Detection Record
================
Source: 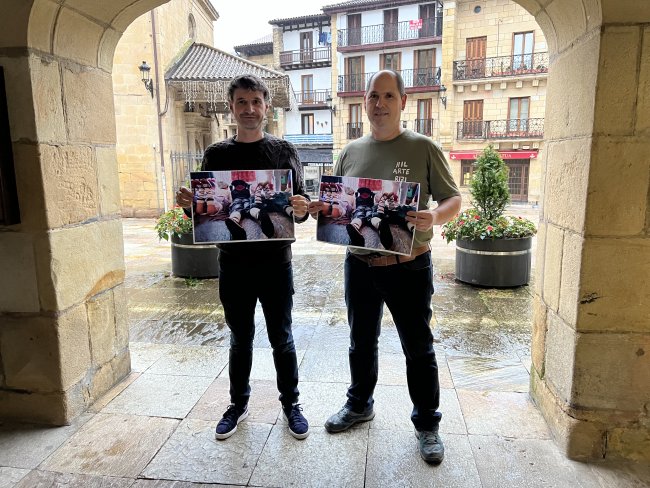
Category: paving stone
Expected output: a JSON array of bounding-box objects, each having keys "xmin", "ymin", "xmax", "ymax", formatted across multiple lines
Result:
[
  {"xmin": 101, "ymin": 373, "xmax": 214, "ymax": 418},
  {"xmin": 250, "ymin": 426, "xmax": 367, "ymax": 487},
  {"xmin": 366, "ymin": 430, "xmax": 481, "ymax": 488},
  {"xmin": 0, "ymin": 414, "xmax": 93, "ymax": 469},
  {"xmin": 458, "ymin": 390, "xmax": 552, "ymax": 439},
  {"xmin": 142, "ymin": 419, "xmax": 271, "ymax": 485},
  {"xmin": 298, "ymin": 345, "xmax": 350, "ymax": 383},
  {"xmin": 128, "ymin": 342, "xmax": 173, "ymax": 372},
  {"xmin": 219, "ymin": 347, "xmax": 306, "ymax": 383},
  {"xmin": 40, "ymin": 413, "xmax": 178, "ymax": 478},
  {"xmin": 12, "ymin": 470, "xmax": 134, "ymax": 487},
  {"xmin": 132, "ymin": 480, "xmax": 239, "ymax": 488},
  {"xmin": 276, "ymin": 380, "xmax": 349, "ymax": 428},
  {"xmin": 0, "ymin": 467, "xmax": 30, "ymax": 487},
  {"xmin": 447, "ymin": 355, "xmax": 530, "ymax": 392},
  {"xmin": 146, "ymin": 344, "xmax": 229, "ymax": 377}
]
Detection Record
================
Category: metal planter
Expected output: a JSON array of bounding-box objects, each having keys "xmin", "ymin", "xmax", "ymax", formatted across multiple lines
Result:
[
  {"xmin": 170, "ymin": 233, "xmax": 220, "ymax": 278},
  {"xmin": 455, "ymin": 237, "xmax": 532, "ymax": 287}
]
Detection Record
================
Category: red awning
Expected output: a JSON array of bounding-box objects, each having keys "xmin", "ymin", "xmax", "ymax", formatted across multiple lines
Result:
[{"xmin": 449, "ymin": 150, "xmax": 538, "ymax": 160}]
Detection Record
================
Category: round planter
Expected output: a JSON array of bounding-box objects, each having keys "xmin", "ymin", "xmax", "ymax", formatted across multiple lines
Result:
[
  {"xmin": 455, "ymin": 237, "xmax": 532, "ymax": 287},
  {"xmin": 171, "ymin": 233, "xmax": 220, "ymax": 278}
]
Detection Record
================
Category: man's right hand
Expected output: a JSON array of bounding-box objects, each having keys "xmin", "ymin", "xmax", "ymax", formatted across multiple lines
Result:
[
  {"xmin": 308, "ymin": 201, "xmax": 325, "ymax": 220},
  {"xmin": 176, "ymin": 187, "xmax": 193, "ymax": 208}
]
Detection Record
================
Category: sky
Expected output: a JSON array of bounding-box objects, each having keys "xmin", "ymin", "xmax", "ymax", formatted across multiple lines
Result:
[{"xmin": 210, "ymin": 0, "xmax": 330, "ymax": 53}]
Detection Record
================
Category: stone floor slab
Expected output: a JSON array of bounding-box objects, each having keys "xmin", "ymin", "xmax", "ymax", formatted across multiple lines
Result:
[
  {"xmin": 0, "ymin": 414, "xmax": 93, "ymax": 469},
  {"xmin": 366, "ymin": 430, "xmax": 481, "ymax": 488},
  {"xmin": 146, "ymin": 344, "xmax": 229, "ymax": 377},
  {"xmin": 458, "ymin": 389, "xmax": 551, "ymax": 439},
  {"xmin": 12, "ymin": 470, "xmax": 135, "ymax": 487},
  {"xmin": 275, "ymin": 380, "xmax": 349, "ymax": 428},
  {"xmin": 142, "ymin": 419, "xmax": 271, "ymax": 485},
  {"xmin": 129, "ymin": 342, "xmax": 173, "ymax": 372},
  {"xmin": 101, "ymin": 373, "xmax": 214, "ymax": 418},
  {"xmin": 40, "ymin": 413, "xmax": 178, "ymax": 478},
  {"xmin": 132, "ymin": 479, "xmax": 240, "ymax": 487},
  {"xmin": 250, "ymin": 426, "xmax": 368, "ymax": 488},
  {"xmin": 188, "ymin": 377, "xmax": 281, "ymax": 425},
  {"xmin": 220, "ymin": 347, "xmax": 306, "ymax": 382},
  {"xmin": 447, "ymin": 355, "xmax": 530, "ymax": 392},
  {"xmin": 298, "ymin": 345, "xmax": 350, "ymax": 383},
  {"xmin": 0, "ymin": 467, "xmax": 30, "ymax": 487}
]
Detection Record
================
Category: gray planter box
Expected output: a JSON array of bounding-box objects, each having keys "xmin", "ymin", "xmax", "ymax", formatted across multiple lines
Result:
[{"xmin": 171, "ymin": 233, "xmax": 220, "ymax": 278}]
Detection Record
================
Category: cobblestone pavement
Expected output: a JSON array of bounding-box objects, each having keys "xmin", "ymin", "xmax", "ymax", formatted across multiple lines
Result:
[{"xmin": 2, "ymin": 208, "xmax": 649, "ymax": 487}]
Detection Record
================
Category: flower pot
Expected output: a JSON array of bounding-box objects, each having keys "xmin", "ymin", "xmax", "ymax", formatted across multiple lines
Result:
[
  {"xmin": 171, "ymin": 233, "xmax": 220, "ymax": 278},
  {"xmin": 455, "ymin": 237, "xmax": 532, "ymax": 287}
]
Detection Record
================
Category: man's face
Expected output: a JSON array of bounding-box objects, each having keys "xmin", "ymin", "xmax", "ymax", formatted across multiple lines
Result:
[
  {"xmin": 364, "ymin": 72, "xmax": 407, "ymax": 132},
  {"xmin": 229, "ymin": 88, "xmax": 269, "ymax": 131}
]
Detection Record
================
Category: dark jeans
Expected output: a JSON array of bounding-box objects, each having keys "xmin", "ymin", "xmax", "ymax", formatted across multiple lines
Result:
[
  {"xmin": 218, "ymin": 256, "xmax": 299, "ymax": 408},
  {"xmin": 344, "ymin": 251, "xmax": 442, "ymax": 431}
]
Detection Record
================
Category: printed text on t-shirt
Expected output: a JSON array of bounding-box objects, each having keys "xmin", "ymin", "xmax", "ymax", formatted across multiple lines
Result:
[{"xmin": 393, "ymin": 161, "xmax": 410, "ymax": 181}]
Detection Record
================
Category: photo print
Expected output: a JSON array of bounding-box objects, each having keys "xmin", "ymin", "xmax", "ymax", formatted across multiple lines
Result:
[
  {"xmin": 190, "ymin": 169, "xmax": 295, "ymax": 243},
  {"xmin": 316, "ymin": 175, "xmax": 420, "ymax": 256}
]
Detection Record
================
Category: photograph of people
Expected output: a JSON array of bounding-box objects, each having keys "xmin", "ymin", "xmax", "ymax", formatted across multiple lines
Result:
[
  {"xmin": 316, "ymin": 175, "xmax": 420, "ymax": 256},
  {"xmin": 190, "ymin": 169, "xmax": 295, "ymax": 243}
]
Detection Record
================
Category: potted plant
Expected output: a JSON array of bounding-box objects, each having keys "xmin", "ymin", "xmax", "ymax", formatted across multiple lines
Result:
[
  {"xmin": 155, "ymin": 207, "xmax": 219, "ymax": 279},
  {"xmin": 442, "ymin": 145, "xmax": 537, "ymax": 287}
]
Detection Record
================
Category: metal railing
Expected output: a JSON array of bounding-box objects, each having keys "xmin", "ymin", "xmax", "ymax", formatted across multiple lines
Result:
[
  {"xmin": 338, "ymin": 17, "xmax": 442, "ymax": 47},
  {"xmin": 338, "ymin": 67, "xmax": 441, "ymax": 93},
  {"xmin": 414, "ymin": 118, "xmax": 435, "ymax": 136},
  {"xmin": 453, "ymin": 52, "xmax": 549, "ymax": 80},
  {"xmin": 279, "ymin": 47, "xmax": 331, "ymax": 68},
  {"xmin": 294, "ymin": 89, "xmax": 332, "ymax": 105},
  {"xmin": 170, "ymin": 151, "xmax": 203, "ymax": 191},
  {"xmin": 457, "ymin": 118, "xmax": 545, "ymax": 140},
  {"xmin": 347, "ymin": 122, "xmax": 363, "ymax": 139}
]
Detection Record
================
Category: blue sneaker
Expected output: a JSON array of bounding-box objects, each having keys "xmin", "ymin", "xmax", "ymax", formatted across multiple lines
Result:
[
  {"xmin": 215, "ymin": 404, "xmax": 248, "ymax": 440},
  {"xmin": 283, "ymin": 403, "xmax": 309, "ymax": 440}
]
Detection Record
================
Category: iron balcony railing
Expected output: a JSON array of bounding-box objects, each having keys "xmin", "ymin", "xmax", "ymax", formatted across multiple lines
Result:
[
  {"xmin": 414, "ymin": 118, "xmax": 435, "ymax": 136},
  {"xmin": 294, "ymin": 89, "xmax": 332, "ymax": 105},
  {"xmin": 457, "ymin": 118, "xmax": 545, "ymax": 140},
  {"xmin": 279, "ymin": 47, "xmax": 331, "ymax": 68},
  {"xmin": 338, "ymin": 17, "xmax": 442, "ymax": 47},
  {"xmin": 347, "ymin": 122, "xmax": 363, "ymax": 139},
  {"xmin": 453, "ymin": 52, "xmax": 549, "ymax": 81},
  {"xmin": 338, "ymin": 67, "xmax": 441, "ymax": 93}
]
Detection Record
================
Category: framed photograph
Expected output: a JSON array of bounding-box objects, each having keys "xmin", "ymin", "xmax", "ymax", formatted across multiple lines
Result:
[
  {"xmin": 190, "ymin": 169, "xmax": 295, "ymax": 243},
  {"xmin": 316, "ymin": 175, "xmax": 420, "ymax": 256}
]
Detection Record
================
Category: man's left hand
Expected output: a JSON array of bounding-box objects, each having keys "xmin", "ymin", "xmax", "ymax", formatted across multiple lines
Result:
[
  {"xmin": 290, "ymin": 195, "xmax": 309, "ymax": 219},
  {"xmin": 406, "ymin": 209, "xmax": 438, "ymax": 231}
]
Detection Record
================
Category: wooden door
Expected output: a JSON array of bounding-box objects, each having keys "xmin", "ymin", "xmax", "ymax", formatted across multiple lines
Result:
[
  {"xmin": 416, "ymin": 99, "xmax": 432, "ymax": 135},
  {"xmin": 348, "ymin": 14, "xmax": 361, "ymax": 46},
  {"xmin": 506, "ymin": 160, "xmax": 529, "ymax": 202},
  {"xmin": 419, "ymin": 3, "xmax": 438, "ymax": 37},
  {"xmin": 345, "ymin": 56, "xmax": 364, "ymax": 92},
  {"xmin": 466, "ymin": 36, "xmax": 486, "ymax": 78},
  {"xmin": 300, "ymin": 32, "xmax": 313, "ymax": 63},
  {"xmin": 349, "ymin": 103, "xmax": 362, "ymax": 138},
  {"xmin": 384, "ymin": 9, "xmax": 398, "ymax": 42},
  {"xmin": 463, "ymin": 100, "xmax": 484, "ymax": 138}
]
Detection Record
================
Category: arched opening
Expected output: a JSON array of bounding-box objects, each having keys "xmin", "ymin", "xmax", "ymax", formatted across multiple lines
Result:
[{"xmin": 0, "ymin": 0, "xmax": 647, "ymax": 464}]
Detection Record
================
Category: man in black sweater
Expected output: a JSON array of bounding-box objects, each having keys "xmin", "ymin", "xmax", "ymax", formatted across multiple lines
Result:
[{"xmin": 176, "ymin": 75, "xmax": 310, "ymax": 440}]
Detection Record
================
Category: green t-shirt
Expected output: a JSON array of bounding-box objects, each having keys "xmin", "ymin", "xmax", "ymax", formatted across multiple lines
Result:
[{"xmin": 334, "ymin": 129, "xmax": 460, "ymax": 250}]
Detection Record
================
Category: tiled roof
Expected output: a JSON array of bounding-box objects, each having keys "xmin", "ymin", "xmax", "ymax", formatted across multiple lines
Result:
[
  {"xmin": 234, "ymin": 34, "xmax": 273, "ymax": 49},
  {"xmin": 269, "ymin": 13, "xmax": 330, "ymax": 25},
  {"xmin": 165, "ymin": 43, "xmax": 286, "ymax": 81}
]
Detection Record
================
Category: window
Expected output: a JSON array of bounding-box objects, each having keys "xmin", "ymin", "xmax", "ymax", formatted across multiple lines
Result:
[
  {"xmin": 300, "ymin": 32, "xmax": 313, "ymax": 63},
  {"xmin": 348, "ymin": 103, "xmax": 362, "ymax": 139},
  {"xmin": 513, "ymin": 31, "xmax": 534, "ymax": 70},
  {"xmin": 345, "ymin": 56, "xmax": 364, "ymax": 92},
  {"xmin": 419, "ymin": 3, "xmax": 440, "ymax": 37},
  {"xmin": 414, "ymin": 49, "xmax": 435, "ymax": 86},
  {"xmin": 384, "ymin": 9, "xmax": 398, "ymax": 42},
  {"xmin": 301, "ymin": 75, "xmax": 314, "ymax": 103},
  {"xmin": 348, "ymin": 14, "xmax": 361, "ymax": 45},
  {"xmin": 416, "ymin": 99, "xmax": 432, "ymax": 136},
  {"xmin": 188, "ymin": 14, "xmax": 196, "ymax": 40},
  {"xmin": 462, "ymin": 100, "xmax": 484, "ymax": 138},
  {"xmin": 466, "ymin": 36, "xmax": 486, "ymax": 77},
  {"xmin": 461, "ymin": 160, "xmax": 474, "ymax": 186},
  {"xmin": 301, "ymin": 114, "xmax": 314, "ymax": 134},
  {"xmin": 380, "ymin": 52, "xmax": 401, "ymax": 71},
  {"xmin": 508, "ymin": 97, "xmax": 530, "ymax": 134}
]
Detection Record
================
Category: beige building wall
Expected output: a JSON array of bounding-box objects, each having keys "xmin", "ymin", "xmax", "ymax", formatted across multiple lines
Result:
[{"xmin": 112, "ymin": 0, "xmax": 218, "ymax": 217}]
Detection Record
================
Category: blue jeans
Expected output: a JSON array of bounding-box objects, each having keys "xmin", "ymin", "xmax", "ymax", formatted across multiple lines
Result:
[
  {"xmin": 218, "ymin": 256, "xmax": 299, "ymax": 408},
  {"xmin": 344, "ymin": 251, "xmax": 442, "ymax": 431}
]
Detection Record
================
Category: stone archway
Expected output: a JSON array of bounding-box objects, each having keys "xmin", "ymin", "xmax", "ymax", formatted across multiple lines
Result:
[{"xmin": 0, "ymin": 0, "xmax": 647, "ymax": 462}]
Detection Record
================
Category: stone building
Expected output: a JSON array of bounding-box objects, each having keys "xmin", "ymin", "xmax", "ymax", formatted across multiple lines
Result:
[{"xmin": 0, "ymin": 0, "xmax": 648, "ymax": 464}]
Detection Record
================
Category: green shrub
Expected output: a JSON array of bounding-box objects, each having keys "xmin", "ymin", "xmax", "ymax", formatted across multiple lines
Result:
[{"xmin": 154, "ymin": 207, "xmax": 193, "ymax": 241}]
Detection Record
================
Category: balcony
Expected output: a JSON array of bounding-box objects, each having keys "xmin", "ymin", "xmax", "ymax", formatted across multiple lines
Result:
[
  {"xmin": 453, "ymin": 53, "xmax": 549, "ymax": 81},
  {"xmin": 294, "ymin": 90, "xmax": 332, "ymax": 107},
  {"xmin": 347, "ymin": 122, "xmax": 363, "ymax": 139},
  {"xmin": 338, "ymin": 68, "xmax": 441, "ymax": 96},
  {"xmin": 338, "ymin": 18, "xmax": 442, "ymax": 51},
  {"xmin": 279, "ymin": 47, "xmax": 331, "ymax": 70},
  {"xmin": 414, "ymin": 118, "xmax": 435, "ymax": 136},
  {"xmin": 457, "ymin": 118, "xmax": 544, "ymax": 140}
]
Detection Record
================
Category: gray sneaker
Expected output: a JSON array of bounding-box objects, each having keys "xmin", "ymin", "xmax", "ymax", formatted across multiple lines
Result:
[
  {"xmin": 415, "ymin": 427, "xmax": 444, "ymax": 464},
  {"xmin": 324, "ymin": 405, "xmax": 375, "ymax": 433}
]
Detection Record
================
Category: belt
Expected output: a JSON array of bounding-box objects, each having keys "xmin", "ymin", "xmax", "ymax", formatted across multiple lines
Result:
[{"xmin": 351, "ymin": 244, "xmax": 430, "ymax": 267}]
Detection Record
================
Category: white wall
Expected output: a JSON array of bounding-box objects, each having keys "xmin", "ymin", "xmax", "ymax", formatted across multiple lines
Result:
[
  {"xmin": 289, "ymin": 67, "xmax": 330, "ymax": 91},
  {"xmin": 283, "ymin": 26, "xmax": 331, "ymax": 51},
  {"xmin": 286, "ymin": 110, "xmax": 332, "ymax": 134}
]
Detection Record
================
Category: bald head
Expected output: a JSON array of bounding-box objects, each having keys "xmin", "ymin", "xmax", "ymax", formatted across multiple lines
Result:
[{"xmin": 366, "ymin": 70, "xmax": 405, "ymax": 97}]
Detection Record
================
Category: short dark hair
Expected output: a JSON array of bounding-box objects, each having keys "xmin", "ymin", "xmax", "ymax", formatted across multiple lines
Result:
[
  {"xmin": 227, "ymin": 74, "xmax": 271, "ymax": 103},
  {"xmin": 366, "ymin": 69, "xmax": 405, "ymax": 97}
]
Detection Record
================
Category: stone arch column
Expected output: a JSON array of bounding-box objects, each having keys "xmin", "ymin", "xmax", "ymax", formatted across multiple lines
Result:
[
  {"xmin": 0, "ymin": 0, "xmax": 169, "ymax": 425},
  {"xmin": 516, "ymin": 0, "xmax": 650, "ymax": 461}
]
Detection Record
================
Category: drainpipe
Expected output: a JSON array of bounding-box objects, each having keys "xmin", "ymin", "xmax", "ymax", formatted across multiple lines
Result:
[{"xmin": 151, "ymin": 9, "xmax": 168, "ymax": 212}]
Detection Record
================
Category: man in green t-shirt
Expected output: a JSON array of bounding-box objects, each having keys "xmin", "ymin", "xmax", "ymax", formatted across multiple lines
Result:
[{"xmin": 309, "ymin": 70, "xmax": 461, "ymax": 464}]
